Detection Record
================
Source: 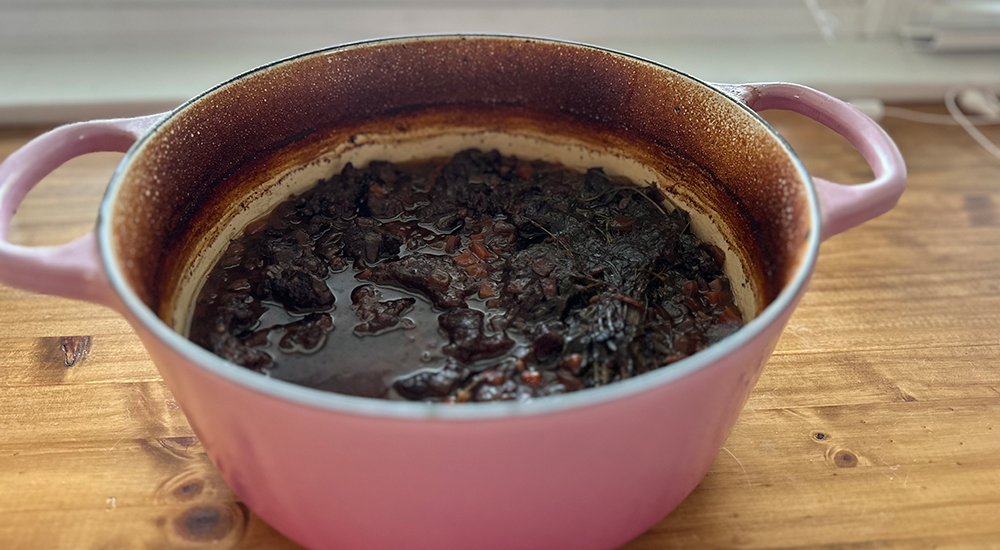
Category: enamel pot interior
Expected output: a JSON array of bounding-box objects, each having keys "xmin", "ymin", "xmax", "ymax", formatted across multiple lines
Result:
[{"xmin": 105, "ymin": 35, "xmax": 814, "ymax": 398}]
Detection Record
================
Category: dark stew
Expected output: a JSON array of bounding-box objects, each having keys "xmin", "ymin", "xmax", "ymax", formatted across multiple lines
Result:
[{"xmin": 189, "ymin": 149, "xmax": 743, "ymax": 402}]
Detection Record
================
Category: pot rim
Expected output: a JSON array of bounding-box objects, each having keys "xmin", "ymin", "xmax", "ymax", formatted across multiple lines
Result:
[{"xmin": 97, "ymin": 33, "xmax": 821, "ymax": 421}]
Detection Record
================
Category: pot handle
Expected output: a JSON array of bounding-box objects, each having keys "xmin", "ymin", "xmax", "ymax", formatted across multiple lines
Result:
[
  {"xmin": 717, "ymin": 82, "xmax": 906, "ymax": 240},
  {"xmin": 0, "ymin": 114, "xmax": 165, "ymax": 310}
]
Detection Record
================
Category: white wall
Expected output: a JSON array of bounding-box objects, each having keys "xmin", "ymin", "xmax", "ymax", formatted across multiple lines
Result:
[{"xmin": 1, "ymin": 0, "xmax": 997, "ymax": 123}]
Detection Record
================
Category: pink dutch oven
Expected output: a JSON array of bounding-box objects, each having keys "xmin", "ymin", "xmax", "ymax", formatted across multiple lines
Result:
[{"xmin": 0, "ymin": 36, "xmax": 904, "ymax": 550}]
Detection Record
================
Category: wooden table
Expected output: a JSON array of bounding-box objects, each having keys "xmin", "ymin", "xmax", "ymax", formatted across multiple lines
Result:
[{"xmin": 1, "ymin": 108, "xmax": 998, "ymax": 549}]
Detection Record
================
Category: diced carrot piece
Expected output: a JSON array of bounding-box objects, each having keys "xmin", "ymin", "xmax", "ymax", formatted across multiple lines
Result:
[
  {"xmin": 478, "ymin": 281, "xmax": 497, "ymax": 299},
  {"xmin": 471, "ymin": 242, "xmax": 495, "ymax": 259},
  {"xmin": 465, "ymin": 264, "xmax": 489, "ymax": 278},
  {"xmin": 520, "ymin": 370, "xmax": 543, "ymax": 387},
  {"xmin": 719, "ymin": 307, "xmax": 741, "ymax": 324},
  {"xmin": 558, "ymin": 353, "xmax": 583, "ymax": 374},
  {"xmin": 454, "ymin": 251, "xmax": 478, "ymax": 266}
]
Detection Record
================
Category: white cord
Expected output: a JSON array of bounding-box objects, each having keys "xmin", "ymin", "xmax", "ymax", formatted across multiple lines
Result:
[
  {"xmin": 882, "ymin": 106, "xmax": 1000, "ymax": 126},
  {"xmin": 945, "ymin": 87, "xmax": 1000, "ymax": 162}
]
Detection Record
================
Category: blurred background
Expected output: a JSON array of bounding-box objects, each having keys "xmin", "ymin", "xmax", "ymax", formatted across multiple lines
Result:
[{"xmin": 0, "ymin": 0, "xmax": 998, "ymax": 125}]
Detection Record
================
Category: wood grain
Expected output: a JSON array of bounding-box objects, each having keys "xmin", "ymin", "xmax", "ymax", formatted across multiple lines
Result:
[{"xmin": 1, "ymin": 108, "xmax": 998, "ymax": 549}]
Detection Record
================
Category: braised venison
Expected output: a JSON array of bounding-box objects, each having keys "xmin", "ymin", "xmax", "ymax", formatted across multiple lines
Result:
[{"xmin": 189, "ymin": 150, "xmax": 743, "ymax": 401}]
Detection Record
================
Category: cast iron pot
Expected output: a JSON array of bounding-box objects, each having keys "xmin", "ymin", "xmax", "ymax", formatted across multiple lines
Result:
[{"xmin": 0, "ymin": 35, "xmax": 905, "ymax": 550}]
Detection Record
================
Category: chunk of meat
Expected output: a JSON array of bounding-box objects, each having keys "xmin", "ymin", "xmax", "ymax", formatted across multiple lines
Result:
[
  {"xmin": 529, "ymin": 324, "xmax": 565, "ymax": 362},
  {"xmin": 214, "ymin": 292, "xmax": 265, "ymax": 333},
  {"xmin": 212, "ymin": 334, "xmax": 273, "ymax": 371},
  {"xmin": 438, "ymin": 308, "xmax": 514, "ymax": 363},
  {"xmin": 392, "ymin": 362, "xmax": 470, "ymax": 400},
  {"xmin": 368, "ymin": 253, "xmax": 475, "ymax": 309},
  {"xmin": 497, "ymin": 243, "xmax": 576, "ymax": 323},
  {"xmin": 293, "ymin": 167, "xmax": 366, "ymax": 220},
  {"xmin": 257, "ymin": 231, "xmax": 328, "ymax": 278},
  {"xmin": 351, "ymin": 284, "xmax": 416, "ymax": 334},
  {"xmin": 278, "ymin": 313, "xmax": 335, "ymax": 353},
  {"xmin": 259, "ymin": 268, "xmax": 335, "ymax": 313},
  {"xmin": 341, "ymin": 224, "xmax": 404, "ymax": 264},
  {"xmin": 314, "ymin": 230, "xmax": 350, "ymax": 272}
]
